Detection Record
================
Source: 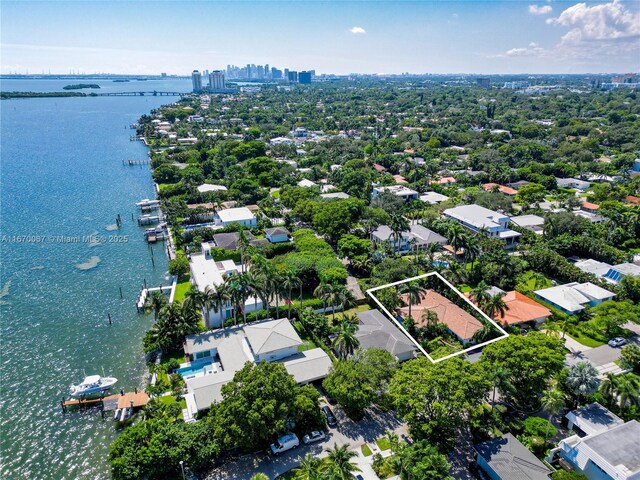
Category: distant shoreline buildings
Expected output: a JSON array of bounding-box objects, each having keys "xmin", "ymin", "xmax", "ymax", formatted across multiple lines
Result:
[{"xmin": 191, "ymin": 64, "xmax": 316, "ymax": 92}]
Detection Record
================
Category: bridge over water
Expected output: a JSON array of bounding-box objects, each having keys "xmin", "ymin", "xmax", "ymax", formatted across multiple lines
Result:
[{"xmin": 96, "ymin": 91, "xmax": 189, "ymax": 97}]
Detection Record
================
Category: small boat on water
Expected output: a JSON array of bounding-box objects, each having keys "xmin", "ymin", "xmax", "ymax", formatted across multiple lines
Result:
[{"xmin": 69, "ymin": 375, "xmax": 118, "ymax": 397}]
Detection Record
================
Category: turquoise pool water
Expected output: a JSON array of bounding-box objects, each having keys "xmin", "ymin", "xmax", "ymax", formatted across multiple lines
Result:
[{"xmin": 176, "ymin": 360, "xmax": 213, "ymax": 378}]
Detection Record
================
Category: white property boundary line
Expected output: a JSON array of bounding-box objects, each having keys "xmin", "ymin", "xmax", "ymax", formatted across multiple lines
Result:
[{"xmin": 366, "ymin": 271, "xmax": 509, "ymax": 363}]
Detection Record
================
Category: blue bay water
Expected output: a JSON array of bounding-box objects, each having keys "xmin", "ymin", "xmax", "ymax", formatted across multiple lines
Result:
[{"xmin": 0, "ymin": 78, "xmax": 190, "ymax": 479}]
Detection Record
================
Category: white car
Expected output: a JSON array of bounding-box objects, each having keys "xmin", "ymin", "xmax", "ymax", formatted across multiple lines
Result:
[
  {"xmin": 303, "ymin": 430, "xmax": 326, "ymax": 444},
  {"xmin": 608, "ymin": 337, "xmax": 628, "ymax": 348},
  {"xmin": 270, "ymin": 433, "xmax": 299, "ymax": 455}
]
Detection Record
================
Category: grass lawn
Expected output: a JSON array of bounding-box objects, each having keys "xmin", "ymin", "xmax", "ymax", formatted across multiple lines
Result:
[
  {"xmin": 376, "ymin": 436, "xmax": 391, "ymax": 451},
  {"xmin": 458, "ymin": 284, "xmax": 472, "ymax": 293},
  {"xmin": 519, "ymin": 271, "xmax": 552, "ymax": 290},
  {"xmin": 298, "ymin": 339, "xmax": 317, "ymax": 352},
  {"xmin": 565, "ymin": 331, "xmax": 605, "ymax": 348},
  {"xmin": 173, "ymin": 277, "xmax": 192, "ymax": 304},
  {"xmin": 361, "ymin": 443, "xmax": 373, "ymax": 457},
  {"xmin": 331, "ymin": 304, "xmax": 371, "ymax": 322},
  {"xmin": 160, "ymin": 350, "xmax": 186, "ymax": 367}
]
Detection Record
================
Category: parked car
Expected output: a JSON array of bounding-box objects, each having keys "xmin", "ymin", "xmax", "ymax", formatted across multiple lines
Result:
[
  {"xmin": 608, "ymin": 337, "xmax": 628, "ymax": 347},
  {"xmin": 322, "ymin": 406, "xmax": 338, "ymax": 427},
  {"xmin": 303, "ymin": 430, "xmax": 326, "ymax": 444},
  {"xmin": 270, "ymin": 433, "xmax": 299, "ymax": 455}
]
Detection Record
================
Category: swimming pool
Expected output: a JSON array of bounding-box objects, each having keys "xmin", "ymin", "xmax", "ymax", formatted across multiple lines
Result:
[{"xmin": 176, "ymin": 359, "xmax": 214, "ymax": 378}]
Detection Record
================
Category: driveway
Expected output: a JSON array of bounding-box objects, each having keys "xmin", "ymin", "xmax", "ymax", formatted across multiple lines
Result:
[
  {"xmin": 203, "ymin": 406, "xmax": 408, "ymax": 480},
  {"xmin": 565, "ymin": 335, "xmax": 639, "ymax": 377}
]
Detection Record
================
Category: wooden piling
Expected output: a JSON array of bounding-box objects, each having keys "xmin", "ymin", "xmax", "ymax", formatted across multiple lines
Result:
[
  {"xmin": 108, "ymin": 313, "xmax": 112, "ymax": 326},
  {"xmin": 119, "ymin": 287, "xmax": 123, "ymax": 300}
]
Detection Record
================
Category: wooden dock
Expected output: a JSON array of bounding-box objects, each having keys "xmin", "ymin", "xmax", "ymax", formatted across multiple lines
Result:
[
  {"xmin": 61, "ymin": 390, "xmax": 149, "ymax": 412},
  {"xmin": 123, "ymin": 159, "xmax": 150, "ymax": 165}
]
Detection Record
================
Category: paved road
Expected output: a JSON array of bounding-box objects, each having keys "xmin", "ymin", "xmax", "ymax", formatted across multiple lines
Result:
[
  {"xmin": 204, "ymin": 406, "xmax": 408, "ymax": 480},
  {"xmin": 566, "ymin": 336, "xmax": 639, "ymax": 368}
]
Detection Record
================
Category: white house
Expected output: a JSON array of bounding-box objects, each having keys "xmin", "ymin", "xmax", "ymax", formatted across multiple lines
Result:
[
  {"xmin": 371, "ymin": 185, "xmax": 419, "ymax": 201},
  {"xmin": 575, "ymin": 260, "xmax": 640, "ymax": 285},
  {"xmin": 182, "ymin": 318, "xmax": 333, "ymax": 416},
  {"xmin": 371, "ymin": 224, "xmax": 447, "ymax": 253},
  {"xmin": 534, "ymin": 282, "xmax": 616, "ymax": 314},
  {"xmin": 556, "ymin": 178, "xmax": 592, "ymax": 191},
  {"xmin": 264, "ymin": 227, "xmax": 290, "ymax": 244},
  {"xmin": 214, "ymin": 207, "xmax": 257, "ymax": 228},
  {"xmin": 548, "ymin": 403, "xmax": 640, "ymax": 480},
  {"xmin": 320, "ymin": 192, "xmax": 350, "ymax": 200},
  {"xmin": 189, "ymin": 243, "xmax": 262, "ymax": 327},
  {"xmin": 510, "ymin": 214, "xmax": 545, "ymax": 234},
  {"xmin": 419, "ymin": 192, "xmax": 450, "ymax": 205},
  {"xmin": 442, "ymin": 204, "xmax": 521, "ymax": 248},
  {"xmin": 197, "ymin": 184, "xmax": 228, "ymax": 194},
  {"xmin": 297, "ymin": 179, "xmax": 317, "ymax": 188}
]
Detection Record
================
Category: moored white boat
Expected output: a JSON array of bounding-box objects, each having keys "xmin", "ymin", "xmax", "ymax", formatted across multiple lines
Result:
[{"xmin": 69, "ymin": 375, "xmax": 118, "ymax": 397}]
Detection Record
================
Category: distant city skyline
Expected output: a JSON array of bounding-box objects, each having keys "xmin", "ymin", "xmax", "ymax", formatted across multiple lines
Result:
[{"xmin": 1, "ymin": 1, "xmax": 639, "ymax": 75}]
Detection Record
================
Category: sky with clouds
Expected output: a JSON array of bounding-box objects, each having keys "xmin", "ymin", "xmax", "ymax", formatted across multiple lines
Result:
[{"xmin": 1, "ymin": 1, "xmax": 638, "ymax": 75}]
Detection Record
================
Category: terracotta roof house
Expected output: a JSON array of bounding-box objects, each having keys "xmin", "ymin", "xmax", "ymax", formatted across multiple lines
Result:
[
  {"xmin": 434, "ymin": 176, "xmax": 457, "ymax": 185},
  {"xmin": 393, "ymin": 174, "xmax": 408, "ymax": 184},
  {"xmin": 482, "ymin": 183, "xmax": 518, "ymax": 196},
  {"xmin": 400, "ymin": 289, "xmax": 483, "ymax": 343},
  {"xmin": 580, "ymin": 201, "xmax": 600, "ymax": 213},
  {"xmin": 373, "ymin": 163, "xmax": 387, "ymax": 172},
  {"xmin": 467, "ymin": 289, "xmax": 551, "ymax": 326},
  {"xmin": 624, "ymin": 195, "xmax": 640, "ymax": 204}
]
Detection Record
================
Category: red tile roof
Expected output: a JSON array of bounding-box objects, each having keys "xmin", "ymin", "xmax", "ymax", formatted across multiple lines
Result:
[
  {"xmin": 400, "ymin": 290, "xmax": 482, "ymax": 341},
  {"xmin": 581, "ymin": 201, "xmax": 600, "ymax": 210},
  {"xmin": 373, "ymin": 163, "xmax": 387, "ymax": 172},
  {"xmin": 393, "ymin": 175, "xmax": 408, "ymax": 184},
  {"xmin": 625, "ymin": 195, "xmax": 640, "ymax": 204},
  {"xmin": 495, "ymin": 291, "xmax": 551, "ymax": 325},
  {"xmin": 483, "ymin": 183, "xmax": 518, "ymax": 196}
]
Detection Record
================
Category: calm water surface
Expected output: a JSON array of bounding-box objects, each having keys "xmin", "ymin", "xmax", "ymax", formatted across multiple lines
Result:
[{"xmin": 1, "ymin": 78, "xmax": 189, "ymax": 479}]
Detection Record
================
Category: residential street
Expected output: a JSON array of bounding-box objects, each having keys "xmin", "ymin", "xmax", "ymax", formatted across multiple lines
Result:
[
  {"xmin": 565, "ymin": 334, "xmax": 639, "ymax": 377},
  {"xmin": 204, "ymin": 406, "xmax": 408, "ymax": 479}
]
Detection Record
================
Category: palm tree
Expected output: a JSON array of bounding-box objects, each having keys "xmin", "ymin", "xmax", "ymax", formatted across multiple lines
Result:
[
  {"xmin": 472, "ymin": 322, "xmax": 495, "ymax": 343},
  {"xmin": 328, "ymin": 284, "xmax": 351, "ymax": 323},
  {"xmin": 266, "ymin": 271, "xmax": 285, "ymax": 319},
  {"xmin": 183, "ymin": 287, "xmax": 206, "ymax": 316},
  {"xmin": 541, "ymin": 387, "xmax": 566, "ymax": 447},
  {"xmin": 469, "ymin": 281, "xmax": 491, "ymax": 308},
  {"xmin": 324, "ymin": 443, "xmax": 361, "ymax": 480},
  {"xmin": 144, "ymin": 291, "xmax": 168, "ymax": 320},
  {"xmin": 250, "ymin": 474, "xmax": 270, "ymax": 480},
  {"xmin": 314, "ymin": 281, "xmax": 332, "ymax": 311},
  {"xmin": 237, "ymin": 229, "xmax": 251, "ymax": 273},
  {"xmin": 247, "ymin": 270, "xmax": 264, "ymax": 321},
  {"xmin": 615, "ymin": 375, "xmax": 640, "ymax": 409},
  {"xmin": 484, "ymin": 292, "xmax": 508, "ymax": 321},
  {"xmin": 421, "ymin": 309, "xmax": 439, "ymax": 329},
  {"xmin": 566, "ymin": 361, "xmax": 600, "ymax": 404},
  {"xmin": 203, "ymin": 284, "xmax": 230, "ymax": 328},
  {"xmin": 599, "ymin": 372, "xmax": 619, "ymax": 407},
  {"xmin": 488, "ymin": 366, "xmax": 513, "ymax": 411},
  {"xmin": 292, "ymin": 453, "xmax": 323, "ymax": 480},
  {"xmin": 332, "ymin": 321, "xmax": 360, "ymax": 359},
  {"xmin": 463, "ymin": 234, "xmax": 481, "ymax": 268},
  {"xmin": 389, "ymin": 214, "xmax": 409, "ymax": 254},
  {"xmin": 281, "ymin": 271, "xmax": 300, "ymax": 320},
  {"xmin": 399, "ymin": 281, "xmax": 426, "ymax": 322}
]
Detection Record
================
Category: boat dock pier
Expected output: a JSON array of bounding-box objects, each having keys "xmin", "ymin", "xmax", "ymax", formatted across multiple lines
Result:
[
  {"xmin": 136, "ymin": 198, "xmax": 161, "ymax": 212},
  {"xmin": 138, "ymin": 213, "xmax": 163, "ymax": 226},
  {"xmin": 136, "ymin": 285, "xmax": 173, "ymax": 312},
  {"xmin": 123, "ymin": 159, "xmax": 150, "ymax": 166},
  {"xmin": 60, "ymin": 390, "xmax": 149, "ymax": 415}
]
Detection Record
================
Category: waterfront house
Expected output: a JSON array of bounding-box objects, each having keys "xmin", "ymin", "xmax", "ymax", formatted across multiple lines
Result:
[
  {"xmin": 182, "ymin": 318, "xmax": 332, "ymax": 417},
  {"xmin": 371, "ymin": 224, "xmax": 447, "ymax": 253},
  {"xmin": 189, "ymin": 243, "xmax": 262, "ymax": 327},
  {"xmin": 442, "ymin": 204, "xmax": 521, "ymax": 248},
  {"xmin": 547, "ymin": 403, "xmax": 640, "ymax": 480},
  {"xmin": 355, "ymin": 309, "xmax": 417, "ymax": 362},
  {"xmin": 264, "ymin": 227, "xmax": 291, "ymax": 244},
  {"xmin": 214, "ymin": 207, "xmax": 257, "ymax": 228},
  {"xmin": 534, "ymin": 282, "xmax": 616, "ymax": 314}
]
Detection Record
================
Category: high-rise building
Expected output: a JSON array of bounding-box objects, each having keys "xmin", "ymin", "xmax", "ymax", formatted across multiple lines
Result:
[
  {"xmin": 192, "ymin": 70, "xmax": 203, "ymax": 93},
  {"xmin": 271, "ymin": 67, "xmax": 282, "ymax": 79},
  {"xmin": 476, "ymin": 77, "xmax": 491, "ymax": 88},
  {"xmin": 209, "ymin": 70, "xmax": 226, "ymax": 90},
  {"xmin": 287, "ymin": 70, "xmax": 298, "ymax": 83},
  {"xmin": 298, "ymin": 71, "xmax": 312, "ymax": 84}
]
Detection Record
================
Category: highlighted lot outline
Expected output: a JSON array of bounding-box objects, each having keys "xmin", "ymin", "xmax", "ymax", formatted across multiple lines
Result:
[{"xmin": 366, "ymin": 271, "xmax": 509, "ymax": 363}]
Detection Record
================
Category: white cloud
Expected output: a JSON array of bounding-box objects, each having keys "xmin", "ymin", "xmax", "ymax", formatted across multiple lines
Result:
[
  {"xmin": 349, "ymin": 26, "xmax": 366, "ymax": 35},
  {"xmin": 529, "ymin": 4, "xmax": 553, "ymax": 15},
  {"xmin": 548, "ymin": 0, "xmax": 640, "ymax": 43},
  {"xmin": 503, "ymin": 43, "xmax": 547, "ymax": 57}
]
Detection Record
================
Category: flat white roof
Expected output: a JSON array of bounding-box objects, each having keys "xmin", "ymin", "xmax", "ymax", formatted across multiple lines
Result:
[
  {"xmin": 374, "ymin": 185, "xmax": 418, "ymax": 196},
  {"xmin": 510, "ymin": 214, "xmax": 545, "ymax": 228},
  {"xmin": 216, "ymin": 207, "xmax": 255, "ymax": 223},
  {"xmin": 419, "ymin": 192, "xmax": 449, "ymax": 204},
  {"xmin": 197, "ymin": 184, "xmax": 228, "ymax": 193},
  {"xmin": 189, "ymin": 253, "xmax": 238, "ymax": 293},
  {"xmin": 575, "ymin": 259, "xmax": 612, "ymax": 277},
  {"xmin": 297, "ymin": 179, "xmax": 317, "ymax": 188},
  {"xmin": 280, "ymin": 348, "xmax": 333, "ymax": 384},
  {"xmin": 443, "ymin": 204, "xmax": 509, "ymax": 230},
  {"xmin": 535, "ymin": 282, "xmax": 615, "ymax": 312}
]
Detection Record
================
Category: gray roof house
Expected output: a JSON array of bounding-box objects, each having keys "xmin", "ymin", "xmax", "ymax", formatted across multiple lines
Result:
[
  {"xmin": 264, "ymin": 227, "xmax": 291, "ymax": 244},
  {"xmin": 182, "ymin": 318, "xmax": 332, "ymax": 417},
  {"xmin": 548, "ymin": 403, "xmax": 640, "ymax": 480},
  {"xmin": 371, "ymin": 224, "xmax": 447, "ymax": 253},
  {"xmin": 475, "ymin": 433, "xmax": 552, "ymax": 480},
  {"xmin": 211, "ymin": 231, "xmax": 262, "ymax": 251},
  {"xmin": 355, "ymin": 309, "xmax": 417, "ymax": 362}
]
